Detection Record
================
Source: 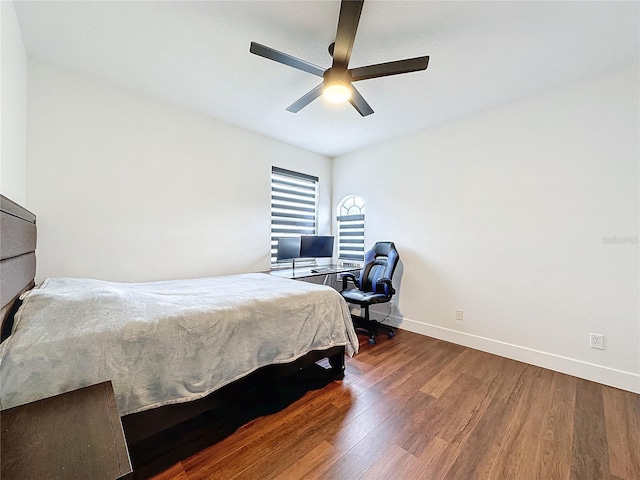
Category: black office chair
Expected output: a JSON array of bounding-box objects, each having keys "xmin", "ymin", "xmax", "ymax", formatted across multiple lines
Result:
[{"xmin": 341, "ymin": 241, "xmax": 399, "ymax": 345}]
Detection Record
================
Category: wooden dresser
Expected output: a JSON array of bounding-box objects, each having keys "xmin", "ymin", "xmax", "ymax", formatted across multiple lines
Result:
[{"xmin": 1, "ymin": 381, "xmax": 132, "ymax": 479}]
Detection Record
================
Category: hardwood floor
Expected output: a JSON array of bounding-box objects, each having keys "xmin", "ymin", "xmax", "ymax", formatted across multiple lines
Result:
[{"xmin": 144, "ymin": 330, "xmax": 639, "ymax": 480}]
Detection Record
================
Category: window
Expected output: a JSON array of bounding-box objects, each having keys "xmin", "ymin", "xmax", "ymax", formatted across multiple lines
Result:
[
  {"xmin": 337, "ymin": 195, "xmax": 365, "ymax": 264},
  {"xmin": 270, "ymin": 167, "xmax": 318, "ymax": 266}
]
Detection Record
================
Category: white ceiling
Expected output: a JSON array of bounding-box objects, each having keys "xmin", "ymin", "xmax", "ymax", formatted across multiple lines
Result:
[{"xmin": 13, "ymin": 1, "xmax": 639, "ymax": 157}]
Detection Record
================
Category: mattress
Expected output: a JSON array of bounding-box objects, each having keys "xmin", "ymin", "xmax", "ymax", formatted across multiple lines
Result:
[{"xmin": 0, "ymin": 273, "xmax": 358, "ymax": 415}]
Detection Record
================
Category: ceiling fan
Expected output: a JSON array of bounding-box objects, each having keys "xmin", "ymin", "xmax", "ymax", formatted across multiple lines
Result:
[{"xmin": 250, "ymin": 0, "xmax": 429, "ymax": 117}]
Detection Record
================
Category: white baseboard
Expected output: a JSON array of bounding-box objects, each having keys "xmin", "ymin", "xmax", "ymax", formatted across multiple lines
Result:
[{"xmin": 381, "ymin": 314, "xmax": 640, "ymax": 394}]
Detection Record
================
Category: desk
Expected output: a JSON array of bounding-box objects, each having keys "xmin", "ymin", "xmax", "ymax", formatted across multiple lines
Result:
[
  {"xmin": 1, "ymin": 381, "xmax": 132, "ymax": 480},
  {"xmin": 268, "ymin": 264, "xmax": 358, "ymax": 281},
  {"xmin": 268, "ymin": 265, "xmax": 359, "ymax": 289}
]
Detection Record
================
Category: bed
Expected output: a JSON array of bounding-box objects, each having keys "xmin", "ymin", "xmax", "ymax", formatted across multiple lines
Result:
[{"xmin": 0, "ymin": 194, "xmax": 358, "ymax": 466}]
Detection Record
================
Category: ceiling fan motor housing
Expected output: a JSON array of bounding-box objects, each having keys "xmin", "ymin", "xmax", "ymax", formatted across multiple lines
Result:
[{"xmin": 323, "ymin": 68, "xmax": 352, "ymax": 87}]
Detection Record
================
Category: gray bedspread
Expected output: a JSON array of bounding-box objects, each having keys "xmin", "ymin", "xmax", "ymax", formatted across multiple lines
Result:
[{"xmin": 0, "ymin": 273, "xmax": 358, "ymax": 415}]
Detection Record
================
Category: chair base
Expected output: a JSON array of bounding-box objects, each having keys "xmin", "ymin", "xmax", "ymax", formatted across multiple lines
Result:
[{"xmin": 351, "ymin": 314, "xmax": 395, "ymax": 345}]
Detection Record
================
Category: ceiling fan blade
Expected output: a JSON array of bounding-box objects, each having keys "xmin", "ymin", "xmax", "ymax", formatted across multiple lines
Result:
[
  {"xmin": 250, "ymin": 42, "xmax": 325, "ymax": 78},
  {"xmin": 332, "ymin": 0, "xmax": 364, "ymax": 68},
  {"xmin": 350, "ymin": 56, "xmax": 430, "ymax": 82},
  {"xmin": 286, "ymin": 84, "xmax": 324, "ymax": 113},
  {"xmin": 349, "ymin": 84, "xmax": 374, "ymax": 116}
]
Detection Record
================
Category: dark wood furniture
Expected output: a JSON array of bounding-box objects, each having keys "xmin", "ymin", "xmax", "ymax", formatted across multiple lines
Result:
[
  {"xmin": 0, "ymin": 194, "xmax": 36, "ymax": 341},
  {"xmin": 1, "ymin": 381, "xmax": 132, "ymax": 480}
]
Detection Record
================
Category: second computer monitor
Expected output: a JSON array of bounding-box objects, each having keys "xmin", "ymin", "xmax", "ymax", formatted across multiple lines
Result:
[{"xmin": 276, "ymin": 237, "xmax": 301, "ymax": 261}]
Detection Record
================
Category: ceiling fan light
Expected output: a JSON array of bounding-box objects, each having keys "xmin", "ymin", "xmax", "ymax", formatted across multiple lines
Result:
[{"xmin": 323, "ymin": 83, "xmax": 351, "ymax": 103}]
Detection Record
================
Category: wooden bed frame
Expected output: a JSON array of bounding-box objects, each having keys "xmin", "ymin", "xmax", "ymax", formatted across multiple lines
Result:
[
  {"xmin": 0, "ymin": 195, "xmax": 36, "ymax": 341},
  {"xmin": 0, "ymin": 193, "xmax": 346, "ymax": 476}
]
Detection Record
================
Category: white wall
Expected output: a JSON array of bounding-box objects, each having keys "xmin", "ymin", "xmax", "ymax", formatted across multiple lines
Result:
[
  {"xmin": 333, "ymin": 66, "xmax": 640, "ymax": 393},
  {"xmin": 26, "ymin": 60, "xmax": 332, "ymax": 282},
  {"xmin": 0, "ymin": 1, "xmax": 28, "ymax": 204}
]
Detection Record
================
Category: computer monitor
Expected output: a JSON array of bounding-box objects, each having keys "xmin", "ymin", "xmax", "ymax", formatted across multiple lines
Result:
[
  {"xmin": 276, "ymin": 237, "xmax": 301, "ymax": 261},
  {"xmin": 300, "ymin": 235, "xmax": 334, "ymax": 259}
]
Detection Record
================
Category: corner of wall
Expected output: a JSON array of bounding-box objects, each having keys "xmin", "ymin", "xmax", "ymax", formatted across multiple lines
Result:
[{"xmin": 0, "ymin": 1, "xmax": 28, "ymax": 205}]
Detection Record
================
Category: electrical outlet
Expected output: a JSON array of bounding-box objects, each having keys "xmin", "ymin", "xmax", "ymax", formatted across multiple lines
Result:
[
  {"xmin": 456, "ymin": 309, "xmax": 464, "ymax": 321},
  {"xmin": 590, "ymin": 333, "xmax": 604, "ymax": 350}
]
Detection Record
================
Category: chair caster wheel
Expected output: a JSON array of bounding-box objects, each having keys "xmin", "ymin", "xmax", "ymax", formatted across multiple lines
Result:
[
  {"xmin": 388, "ymin": 330, "xmax": 395, "ymax": 338},
  {"xmin": 368, "ymin": 338, "xmax": 376, "ymax": 346}
]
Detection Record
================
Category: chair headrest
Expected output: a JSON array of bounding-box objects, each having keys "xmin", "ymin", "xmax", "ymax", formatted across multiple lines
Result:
[{"xmin": 373, "ymin": 241, "xmax": 396, "ymax": 257}]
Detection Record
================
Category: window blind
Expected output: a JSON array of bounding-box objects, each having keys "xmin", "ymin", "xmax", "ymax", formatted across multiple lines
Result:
[
  {"xmin": 337, "ymin": 213, "xmax": 365, "ymax": 261},
  {"xmin": 271, "ymin": 167, "xmax": 318, "ymax": 265},
  {"xmin": 336, "ymin": 195, "xmax": 365, "ymax": 263}
]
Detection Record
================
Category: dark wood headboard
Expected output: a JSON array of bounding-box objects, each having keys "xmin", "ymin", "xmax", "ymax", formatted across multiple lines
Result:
[{"xmin": 0, "ymin": 194, "xmax": 36, "ymax": 341}]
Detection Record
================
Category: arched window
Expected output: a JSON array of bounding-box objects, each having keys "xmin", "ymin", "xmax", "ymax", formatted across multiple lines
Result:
[{"xmin": 337, "ymin": 195, "xmax": 365, "ymax": 264}]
